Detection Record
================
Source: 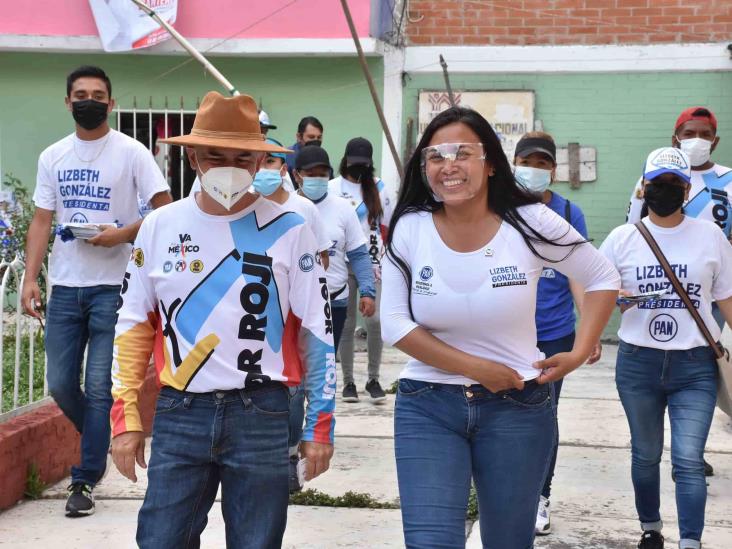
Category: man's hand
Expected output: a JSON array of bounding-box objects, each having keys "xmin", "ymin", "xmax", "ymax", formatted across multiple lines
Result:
[
  {"xmin": 21, "ymin": 280, "xmax": 42, "ymax": 319},
  {"xmin": 467, "ymin": 358, "xmax": 524, "ymax": 393},
  {"xmin": 359, "ymin": 296, "xmax": 376, "ymax": 317},
  {"xmin": 586, "ymin": 342, "xmax": 603, "ymax": 365},
  {"xmin": 111, "ymin": 431, "xmax": 147, "ymax": 482},
  {"xmin": 617, "ymin": 289, "xmax": 637, "ymax": 314},
  {"xmin": 533, "ymin": 351, "xmax": 586, "ymax": 385},
  {"xmin": 87, "ymin": 226, "xmax": 129, "ymax": 247},
  {"xmin": 299, "ymin": 441, "xmax": 333, "ymax": 481}
]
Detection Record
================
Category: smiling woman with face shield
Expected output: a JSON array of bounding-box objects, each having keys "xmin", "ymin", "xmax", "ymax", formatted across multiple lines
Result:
[
  {"xmin": 380, "ymin": 107, "xmax": 620, "ymax": 548},
  {"xmin": 600, "ymin": 147, "xmax": 732, "ymax": 549}
]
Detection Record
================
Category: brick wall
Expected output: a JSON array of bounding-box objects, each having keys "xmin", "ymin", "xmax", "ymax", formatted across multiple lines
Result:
[
  {"xmin": 0, "ymin": 366, "xmax": 159, "ymax": 510},
  {"xmin": 406, "ymin": 0, "xmax": 732, "ymax": 46}
]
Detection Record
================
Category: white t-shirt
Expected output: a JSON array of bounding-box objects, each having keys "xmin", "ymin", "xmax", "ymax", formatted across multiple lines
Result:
[
  {"xmin": 626, "ymin": 163, "xmax": 732, "ymax": 237},
  {"xmin": 600, "ymin": 216, "xmax": 732, "ymax": 350},
  {"xmin": 281, "ymin": 192, "xmax": 332, "ymax": 254},
  {"xmin": 33, "ymin": 129, "xmax": 169, "ymax": 287},
  {"xmin": 111, "ymin": 195, "xmax": 335, "ymax": 442},
  {"xmin": 189, "ymin": 179, "xmax": 329, "ymax": 253},
  {"xmin": 381, "ymin": 204, "xmax": 620, "ymax": 384},
  {"xmin": 329, "ymin": 175, "xmax": 394, "ymax": 267},
  {"xmin": 313, "ymin": 193, "xmax": 367, "ymax": 300}
]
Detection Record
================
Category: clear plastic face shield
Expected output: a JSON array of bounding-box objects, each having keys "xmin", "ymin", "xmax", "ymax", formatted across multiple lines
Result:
[{"xmin": 420, "ymin": 142, "xmax": 487, "ymax": 202}]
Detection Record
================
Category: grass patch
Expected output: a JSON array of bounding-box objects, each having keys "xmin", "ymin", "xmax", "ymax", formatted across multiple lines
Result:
[
  {"xmin": 289, "ymin": 489, "xmax": 399, "ymax": 509},
  {"xmin": 24, "ymin": 463, "xmax": 46, "ymax": 499},
  {"xmin": 2, "ymin": 329, "xmax": 46, "ymax": 413},
  {"xmin": 467, "ymin": 486, "xmax": 479, "ymax": 520},
  {"xmin": 385, "ymin": 380, "xmax": 398, "ymax": 394}
]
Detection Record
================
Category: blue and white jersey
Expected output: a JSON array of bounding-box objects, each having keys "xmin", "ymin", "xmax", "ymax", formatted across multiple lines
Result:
[{"xmin": 112, "ymin": 195, "xmax": 336, "ymax": 444}]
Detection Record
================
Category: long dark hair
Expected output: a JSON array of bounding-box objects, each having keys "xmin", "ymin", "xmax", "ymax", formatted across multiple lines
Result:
[
  {"xmin": 386, "ymin": 107, "xmax": 587, "ymax": 314},
  {"xmin": 339, "ymin": 158, "xmax": 383, "ymax": 226}
]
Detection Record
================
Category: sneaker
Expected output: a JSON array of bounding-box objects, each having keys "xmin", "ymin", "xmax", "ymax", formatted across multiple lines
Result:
[
  {"xmin": 342, "ymin": 382, "xmax": 359, "ymax": 403},
  {"xmin": 288, "ymin": 455, "xmax": 302, "ymax": 494},
  {"xmin": 637, "ymin": 530, "xmax": 664, "ymax": 549},
  {"xmin": 365, "ymin": 379, "xmax": 386, "ymax": 403},
  {"xmin": 535, "ymin": 496, "xmax": 551, "ymax": 535},
  {"xmin": 704, "ymin": 458, "xmax": 714, "ymax": 477},
  {"xmin": 65, "ymin": 482, "xmax": 95, "ymax": 517}
]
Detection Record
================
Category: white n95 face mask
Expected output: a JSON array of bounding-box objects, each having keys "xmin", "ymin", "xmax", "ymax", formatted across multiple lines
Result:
[
  {"xmin": 200, "ymin": 167, "xmax": 254, "ymax": 210},
  {"xmin": 514, "ymin": 165, "xmax": 552, "ymax": 193},
  {"xmin": 678, "ymin": 137, "xmax": 712, "ymax": 167}
]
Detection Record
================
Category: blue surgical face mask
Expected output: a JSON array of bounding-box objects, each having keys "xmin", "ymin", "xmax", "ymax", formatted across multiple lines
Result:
[
  {"xmin": 514, "ymin": 165, "xmax": 552, "ymax": 193},
  {"xmin": 253, "ymin": 169, "xmax": 283, "ymax": 197},
  {"xmin": 301, "ymin": 176, "xmax": 329, "ymax": 201}
]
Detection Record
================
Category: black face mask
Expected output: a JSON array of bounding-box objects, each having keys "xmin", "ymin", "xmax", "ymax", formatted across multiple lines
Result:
[
  {"xmin": 346, "ymin": 165, "xmax": 370, "ymax": 182},
  {"xmin": 72, "ymin": 99, "xmax": 109, "ymax": 130},
  {"xmin": 643, "ymin": 183, "xmax": 685, "ymax": 217},
  {"xmin": 304, "ymin": 139, "xmax": 322, "ymax": 148}
]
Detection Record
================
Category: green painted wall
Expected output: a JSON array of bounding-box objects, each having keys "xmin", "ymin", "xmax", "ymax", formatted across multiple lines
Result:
[
  {"xmin": 402, "ymin": 71, "xmax": 732, "ymax": 337},
  {"xmin": 0, "ymin": 52, "xmax": 384, "ymax": 188}
]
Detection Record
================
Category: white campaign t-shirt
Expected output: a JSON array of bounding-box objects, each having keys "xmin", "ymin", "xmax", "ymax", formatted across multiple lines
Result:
[
  {"xmin": 282, "ymin": 192, "xmax": 332, "ymax": 254},
  {"xmin": 313, "ymin": 193, "xmax": 367, "ymax": 300},
  {"xmin": 329, "ymin": 175, "xmax": 394, "ymax": 267},
  {"xmin": 33, "ymin": 129, "xmax": 169, "ymax": 287},
  {"xmin": 600, "ymin": 216, "xmax": 732, "ymax": 350},
  {"xmin": 381, "ymin": 204, "xmax": 620, "ymax": 384},
  {"xmin": 626, "ymin": 163, "xmax": 732, "ymax": 237}
]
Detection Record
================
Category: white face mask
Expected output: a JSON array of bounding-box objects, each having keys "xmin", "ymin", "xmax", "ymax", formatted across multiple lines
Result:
[
  {"xmin": 514, "ymin": 165, "xmax": 552, "ymax": 193},
  {"xmin": 199, "ymin": 166, "xmax": 254, "ymax": 210},
  {"xmin": 678, "ymin": 137, "xmax": 713, "ymax": 167}
]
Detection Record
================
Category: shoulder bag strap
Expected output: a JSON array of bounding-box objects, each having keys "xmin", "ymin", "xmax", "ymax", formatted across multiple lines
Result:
[{"xmin": 634, "ymin": 221, "xmax": 723, "ymax": 358}]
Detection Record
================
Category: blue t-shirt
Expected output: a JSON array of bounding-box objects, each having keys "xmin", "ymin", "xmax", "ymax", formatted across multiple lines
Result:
[{"xmin": 536, "ymin": 192, "xmax": 589, "ymax": 341}]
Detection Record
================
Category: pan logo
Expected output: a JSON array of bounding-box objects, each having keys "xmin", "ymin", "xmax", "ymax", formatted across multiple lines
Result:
[
  {"xmin": 299, "ymin": 253, "xmax": 315, "ymax": 272},
  {"xmin": 649, "ymin": 313, "xmax": 678, "ymax": 342},
  {"xmin": 419, "ymin": 266, "xmax": 433, "ymax": 281},
  {"xmin": 175, "ymin": 260, "xmax": 186, "ymax": 272}
]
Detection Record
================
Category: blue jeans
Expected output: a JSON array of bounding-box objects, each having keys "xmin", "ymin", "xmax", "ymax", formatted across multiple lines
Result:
[
  {"xmin": 536, "ymin": 331, "xmax": 575, "ymax": 499},
  {"xmin": 395, "ymin": 378, "xmax": 555, "ymax": 549},
  {"xmin": 137, "ymin": 384, "xmax": 290, "ymax": 548},
  {"xmin": 615, "ymin": 341, "xmax": 718, "ymax": 545},
  {"xmin": 45, "ymin": 284, "xmax": 120, "ymax": 486},
  {"xmin": 288, "ymin": 304, "xmax": 347, "ymax": 452}
]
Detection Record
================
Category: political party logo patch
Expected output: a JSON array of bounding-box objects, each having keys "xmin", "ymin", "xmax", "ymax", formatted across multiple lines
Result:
[
  {"xmin": 133, "ymin": 248, "xmax": 144, "ymax": 268},
  {"xmin": 70, "ymin": 212, "xmax": 88, "ymax": 223},
  {"xmin": 189, "ymin": 259, "xmax": 204, "ymax": 274},
  {"xmin": 649, "ymin": 313, "xmax": 678, "ymax": 342},
  {"xmin": 175, "ymin": 260, "xmax": 187, "ymax": 272},
  {"xmin": 299, "ymin": 253, "xmax": 315, "ymax": 272},
  {"xmin": 650, "ymin": 148, "xmax": 688, "ymax": 171},
  {"xmin": 419, "ymin": 266, "xmax": 434, "ymax": 281},
  {"xmin": 163, "ymin": 261, "xmax": 173, "ymax": 273}
]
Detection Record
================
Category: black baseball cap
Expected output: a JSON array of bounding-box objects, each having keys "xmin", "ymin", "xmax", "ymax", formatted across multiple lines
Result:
[
  {"xmin": 295, "ymin": 145, "xmax": 331, "ymax": 170},
  {"xmin": 514, "ymin": 135, "xmax": 556, "ymax": 164},
  {"xmin": 345, "ymin": 137, "xmax": 373, "ymax": 167}
]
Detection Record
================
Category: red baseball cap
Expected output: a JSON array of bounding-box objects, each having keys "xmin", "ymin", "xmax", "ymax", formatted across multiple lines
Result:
[{"xmin": 675, "ymin": 107, "xmax": 717, "ymax": 132}]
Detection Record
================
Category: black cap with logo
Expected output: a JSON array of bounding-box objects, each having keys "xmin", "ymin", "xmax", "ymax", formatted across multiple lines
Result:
[
  {"xmin": 345, "ymin": 137, "xmax": 373, "ymax": 167},
  {"xmin": 295, "ymin": 144, "xmax": 331, "ymax": 170}
]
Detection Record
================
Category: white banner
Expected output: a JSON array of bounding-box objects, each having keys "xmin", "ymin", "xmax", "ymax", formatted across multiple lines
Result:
[{"xmin": 89, "ymin": 0, "xmax": 178, "ymax": 52}]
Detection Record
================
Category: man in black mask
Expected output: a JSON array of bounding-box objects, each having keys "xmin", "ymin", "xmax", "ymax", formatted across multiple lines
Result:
[
  {"xmin": 286, "ymin": 116, "xmax": 327, "ymax": 182},
  {"xmin": 21, "ymin": 65, "xmax": 171, "ymax": 518}
]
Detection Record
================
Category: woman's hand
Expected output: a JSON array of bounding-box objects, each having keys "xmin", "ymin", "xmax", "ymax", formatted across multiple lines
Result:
[
  {"xmin": 466, "ymin": 358, "xmax": 525, "ymax": 393},
  {"xmin": 533, "ymin": 351, "xmax": 586, "ymax": 384}
]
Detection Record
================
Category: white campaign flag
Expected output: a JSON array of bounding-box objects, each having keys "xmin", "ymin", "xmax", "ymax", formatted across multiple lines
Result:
[{"xmin": 89, "ymin": 0, "xmax": 178, "ymax": 52}]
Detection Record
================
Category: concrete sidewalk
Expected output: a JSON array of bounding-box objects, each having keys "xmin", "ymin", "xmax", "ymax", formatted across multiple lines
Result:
[{"xmin": 0, "ymin": 343, "xmax": 731, "ymax": 548}]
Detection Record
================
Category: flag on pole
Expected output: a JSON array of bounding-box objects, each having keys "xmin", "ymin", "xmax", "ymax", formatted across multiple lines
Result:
[{"xmin": 89, "ymin": 0, "xmax": 178, "ymax": 52}]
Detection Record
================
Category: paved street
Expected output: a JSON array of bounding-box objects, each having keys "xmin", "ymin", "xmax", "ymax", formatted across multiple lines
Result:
[{"xmin": 0, "ymin": 342, "xmax": 730, "ymax": 548}]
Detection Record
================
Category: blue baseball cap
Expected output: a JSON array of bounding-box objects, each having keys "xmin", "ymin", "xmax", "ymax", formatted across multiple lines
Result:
[{"xmin": 266, "ymin": 137, "xmax": 287, "ymax": 160}]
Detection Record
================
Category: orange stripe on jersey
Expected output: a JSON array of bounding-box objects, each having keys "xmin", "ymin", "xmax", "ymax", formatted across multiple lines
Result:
[
  {"xmin": 281, "ymin": 310, "xmax": 303, "ymax": 386},
  {"xmin": 110, "ymin": 398, "xmax": 127, "ymax": 436},
  {"xmin": 153, "ymin": 312, "xmax": 165, "ymax": 385},
  {"xmin": 313, "ymin": 411, "xmax": 334, "ymax": 444}
]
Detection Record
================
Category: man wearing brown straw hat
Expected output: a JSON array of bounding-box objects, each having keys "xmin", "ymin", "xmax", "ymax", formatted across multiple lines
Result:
[{"xmin": 110, "ymin": 91, "xmax": 336, "ymax": 548}]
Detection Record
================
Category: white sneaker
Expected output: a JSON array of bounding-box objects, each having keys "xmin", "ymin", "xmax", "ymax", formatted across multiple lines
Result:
[{"xmin": 535, "ymin": 496, "xmax": 551, "ymax": 535}]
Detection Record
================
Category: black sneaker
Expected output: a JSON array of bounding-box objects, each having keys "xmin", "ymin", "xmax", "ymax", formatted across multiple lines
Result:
[
  {"xmin": 704, "ymin": 458, "xmax": 714, "ymax": 477},
  {"xmin": 365, "ymin": 379, "xmax": 386, "ymax": 403},
  {"xmin": 288, "ymin": 455, "xmax": 302, "ymax": 494},
  {"xmin": 637, "ymin": 530, "xmax": 664, "ymax": 549},
  {"xmin": 65, "ymin": 482, "xmax": 95, "ymax": 517},
  {"xmin": 342, "ymin": 382, "xmax": 359, "ymax": 403}
]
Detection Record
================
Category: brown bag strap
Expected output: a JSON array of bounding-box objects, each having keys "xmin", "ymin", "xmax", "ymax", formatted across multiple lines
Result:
[{"xmin": 634, "ymin": 221, "xmax": 723, "ymax": 358}]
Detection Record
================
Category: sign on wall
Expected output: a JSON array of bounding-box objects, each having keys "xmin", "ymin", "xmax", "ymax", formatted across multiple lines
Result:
[
  {"xmin": 89, "ymin": 0, "xmax": 178, "ymax": 52},
  {"xmin": 418, "ymin": 91, "xmax": 535, "ymax": 159}
]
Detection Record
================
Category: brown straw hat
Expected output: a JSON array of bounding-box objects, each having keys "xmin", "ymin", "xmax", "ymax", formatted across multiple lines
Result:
[{"xmin": 160, "ymin": 92, "xmax": 292, "ymax": 154}]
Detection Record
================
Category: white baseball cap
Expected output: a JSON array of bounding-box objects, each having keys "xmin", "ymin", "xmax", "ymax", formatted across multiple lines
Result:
[
  {"xmin": 644, "ymin": 147, "xmax": 691, "ymax": 183},
  {"xmin": 258, "ymin": 110, "xmax": 277, "ymax": 130}
]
